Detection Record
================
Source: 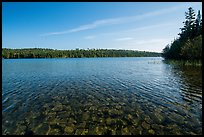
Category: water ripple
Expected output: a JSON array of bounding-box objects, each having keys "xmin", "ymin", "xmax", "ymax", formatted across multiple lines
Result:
[{"xmin": 2, "ymin": 57, "xmax": 202, "ymax": 135}]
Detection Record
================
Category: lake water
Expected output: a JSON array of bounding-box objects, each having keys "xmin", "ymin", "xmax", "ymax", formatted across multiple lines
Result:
[{"xmin": 2, "ymin": 57, "xmax": 202, "ymax": 135}]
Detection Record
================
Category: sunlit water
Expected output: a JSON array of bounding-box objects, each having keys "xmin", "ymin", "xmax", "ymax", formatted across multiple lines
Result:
[{"xmin": 2, "ymin": 57, "xmax": 202, "ymax": 135}]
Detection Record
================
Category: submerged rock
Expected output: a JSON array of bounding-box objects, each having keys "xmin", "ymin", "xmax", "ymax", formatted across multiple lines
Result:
[
  {"xmin": 98, "ymin": 118, "xmax": 106, "ymax": 125},
  {"xmin": 168, "ymin": 113, "xmax": 185, "ymax": 125},
  {"xmin": 89, "ymin": 106, "xmax": 97, "ymax": 111},
  {"xmin": 141, "ymin": 121, "xmax": 150, "ymax": 130},
  {"xmin": 108, "ymin": 108, "xmax": 122, "ymax": 118},
  {"xmin": 115, "ymin": 105, "xmax": 122, "ymax": 110},
  {"xmin": 151, "ymin": 124, "xmax": 164, "ymax": 132},
  {"xmin": 67, "ymin": 118, "xmax": 77, "ymax": 125},
  {"xmin": 128, "ymin": 126, "xmax": 138, "ymax": 135},
  {"xmin": 166, "ymin": 124, "xmax": 178, "ymax": 130},
  {"xmin": 34, "ymin": 123, "xmax": 49, "ymax": 135},
  {"xmin": 121, "ymin": 127, "xmax": 131, "ymax": 135},
  {"xmin": 77, "ymin": 122, "xmax": 86, "ymax": 129},
  {"xmin": 15, "ymin": 126, "xmax": 27, "ymax": 135},
  {"xmin": 151, "ymin": 112, "xmax": 164, "ymax": 124},
  {"xmin": 148, "ymin": 129, "xmax": 155, "ymax": 135},
  {"xmin": 82, "ymin": 112, "xmax": 90, "ymax": 121},
  {"xmin": 48, "ymin": 128, "xmax": 61, "ymax": 135},
  {"xmin": 135, "ymin": 110, "xmax": 143, "ymax": 118},
  {"xmin": 88, "ymin": 125, "xmax": 97, "ymax": 135},
  {"xmin": 128, "ymin": 114, "xmax": 133, "ymax": 120},
  {"xmin": 81, "ymin": 129, "xmax": 89, "ymax": 135},
  {"xmin": 24, "ymin": 129, "xmax": 34, "ymax": 135},
  {"xmin": 94, "ymin": 126, "xmax": 104, "ymax": 135},
  {"xmin": 92, "ymin": 116, "xmax": 98, "ymax": 122},
  {"xmin": 115, "ymin": 119, "xmax": 126, "ymax": 129},
  {"xmin": 75, "ymin": 129, "xmax": 83, "ymax": 135},
  {"xmin": 106, "ymin": 117, "xmax": 116, "ymax": 126},
  {"xmin": 135, "ymin": 126, "xmax": 143, "ymax": 135},
  {"xmin": 57, "ymin": 111, "xmax": 70, "ymax": 119},
  {"xmin": 64, "ymin": 126, "xmax": 74, "ymax": 134},
  {"xmin": 171, "ymin": 128, "xmax": 182, "ymax": 135},
  {"xmin": 132, "ymin": 119, "xmax": 139, "ymax": 127},
  {"xmin": 52, "ymin": 104, "xmax": 64, "ymax": 112},
  {"xmin": 144, "ymin": 116, "xmax": 152, "ymax": 124},
  {"xmin": 104, "ymin": 128, "xmax": 112, "ymax": 135}
]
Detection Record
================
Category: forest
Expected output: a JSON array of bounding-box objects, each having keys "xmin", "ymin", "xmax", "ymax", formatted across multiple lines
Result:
[
  {"xmin": 162, "ymin": 7, "xmax": 202, "ymax": 61},
  {"xmin": 2, "ymin": 48, "xmax": 161, "ymax": 59}
]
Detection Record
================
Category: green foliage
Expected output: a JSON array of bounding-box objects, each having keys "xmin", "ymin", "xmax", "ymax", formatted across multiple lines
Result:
[
  {"xmin": 180, "ymin": 35, "xmax": 202, "ymax": 60},
  {"xmin": 163, "ymin": 59, "xmax": 202, "ymax": 67},
  {"xmin": 162, "ymin": 7, "xmax": 202, "ymax": 61},
  {"xmin": 2, "ymin": 48, "xmax": 161, "ymax": 59}
]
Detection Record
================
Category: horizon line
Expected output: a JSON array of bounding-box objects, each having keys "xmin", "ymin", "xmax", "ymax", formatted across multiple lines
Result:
[{"xmin": 2, "ymin": 47, "xmax": 162, "ymax": 53}]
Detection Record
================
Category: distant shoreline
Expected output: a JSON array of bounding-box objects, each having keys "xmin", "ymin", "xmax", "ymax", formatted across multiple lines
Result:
[
  {"xmin": 2, "ymin": 48, "xmax": 161, "ymax": 59},
  {"xmin": 2, "ymin": 56, "xmax": 162, "ymax": 59}
]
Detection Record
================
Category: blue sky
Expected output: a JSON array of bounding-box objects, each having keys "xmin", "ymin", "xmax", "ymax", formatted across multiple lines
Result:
[{"xmin": 2, "ymin": 2, "xmax": 202, "ymax": 52}]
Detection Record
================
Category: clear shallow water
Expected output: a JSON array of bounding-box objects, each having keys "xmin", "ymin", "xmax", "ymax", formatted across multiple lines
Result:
[{"xmin": 2, "ymin": 57, "xmax": 202, "ymax": 135}]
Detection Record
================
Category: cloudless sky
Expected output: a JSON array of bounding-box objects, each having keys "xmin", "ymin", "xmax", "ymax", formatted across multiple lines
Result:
[{"xmin": 2, "ymin": 2, "xmax": 202, "ymax": 52}]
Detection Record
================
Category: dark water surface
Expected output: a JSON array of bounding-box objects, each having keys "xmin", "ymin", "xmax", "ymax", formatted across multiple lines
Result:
[{"xmin": 2, "ymin": 57, "xmax": 202, "ymax": 135}]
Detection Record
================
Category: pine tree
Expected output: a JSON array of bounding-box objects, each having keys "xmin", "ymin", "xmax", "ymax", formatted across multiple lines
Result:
[
  {"xmin": 179, "ymin": 7, "xmax": 196, "ymax": 40},
  {"xmin": 163, "ymin": 7, "xmax": 202, "ymax": 61},
  {"xmin": 195, "ymin": 10, "xmax": 202, "ymax": 36}
]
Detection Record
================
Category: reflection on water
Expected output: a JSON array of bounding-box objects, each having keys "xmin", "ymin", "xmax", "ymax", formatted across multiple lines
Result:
[
  {"xmin": 2, "ymin": 57, "xmax": 202, "ymax": 135},
  {"xmin": 164, "ymin": 62, "xmax": 202, "ymax": 124}
]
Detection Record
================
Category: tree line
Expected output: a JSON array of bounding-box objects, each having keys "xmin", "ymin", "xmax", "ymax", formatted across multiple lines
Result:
[
  {"xmin": 2, "ymin": 48, "xmax": 161, "ymax": 59},
  {"xmin": 162, "ymin": 7, "xmax": 202, "ymax": 61}
]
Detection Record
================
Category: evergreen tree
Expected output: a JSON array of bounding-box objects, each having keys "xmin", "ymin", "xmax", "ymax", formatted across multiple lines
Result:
[
  {"xmin": 179, "ymin": 7, "xmax": 196, "ymax": 40},
  {"xmin": 195, "ymin": 10, "xmax": 202, "ymax": 36},
  {"xmin": 163, "ymin": 7, "xmax": 202, "ymax": 61}
]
